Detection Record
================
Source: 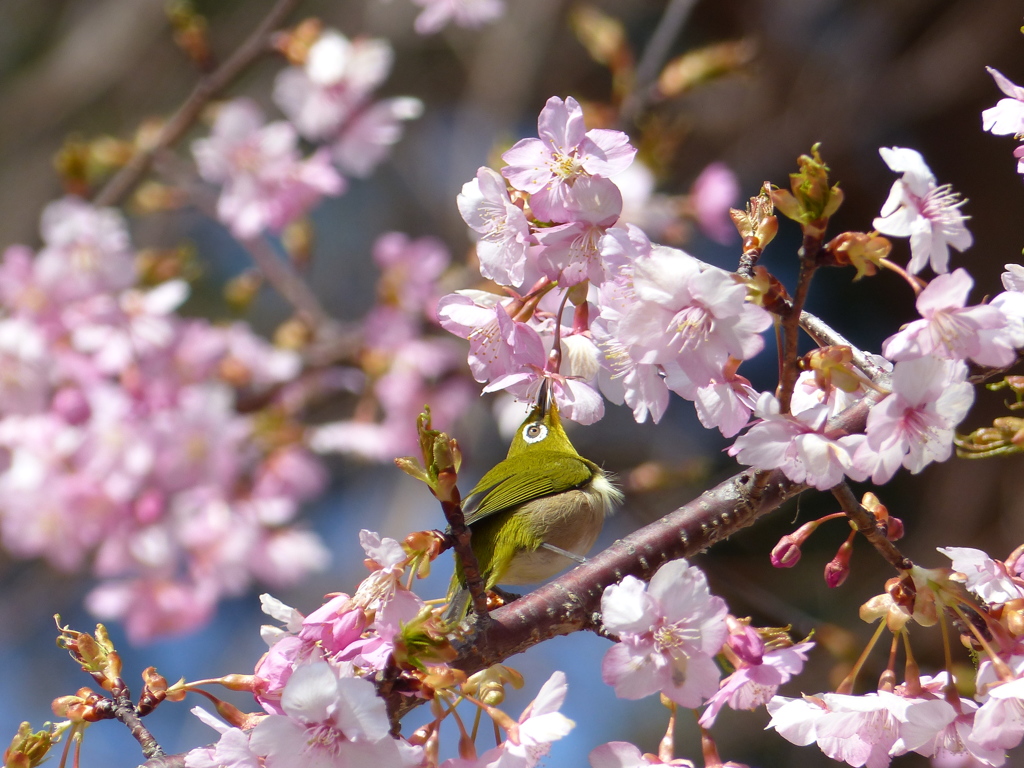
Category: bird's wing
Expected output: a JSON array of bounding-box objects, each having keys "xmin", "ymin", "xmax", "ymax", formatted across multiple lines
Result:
[{"xmin": 462, "ymin": 453, "xmax": 594, "ymax": 526}]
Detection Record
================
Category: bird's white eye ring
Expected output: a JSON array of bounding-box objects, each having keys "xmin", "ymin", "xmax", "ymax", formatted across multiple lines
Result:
[{"xmin": 523, "ymin": 423, "xmax": 548, "ymax": 443}]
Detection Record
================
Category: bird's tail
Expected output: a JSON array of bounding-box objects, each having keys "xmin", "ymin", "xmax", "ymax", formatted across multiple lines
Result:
[{"xmin": 441, "ymin": 586, "xmax": 472, "ymax": 625}]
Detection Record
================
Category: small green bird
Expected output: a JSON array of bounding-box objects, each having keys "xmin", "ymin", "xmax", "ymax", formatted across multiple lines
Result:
[{"xmin": 445, "ymin": 383, "xmax": 622, "ymax": 622}]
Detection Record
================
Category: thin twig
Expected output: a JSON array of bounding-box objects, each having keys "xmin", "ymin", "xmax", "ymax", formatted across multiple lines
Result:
[
  {"xmin": 240, "ymin": 234, "xmax": 338, "ymax": 331},
  {"xmin": 831, "ymin": 482, "xmax": 912, "ymax": 573},
  {"xmin": 93, "ymin": 0, "xmax": 306, "ymax": 208},
  {"xmin": 777, "ymin": 232, "xmax": 822, "ymax": 413},
  {"xmin": 618, "ymin": 0, "xmax": 700, "ymax": 125}
]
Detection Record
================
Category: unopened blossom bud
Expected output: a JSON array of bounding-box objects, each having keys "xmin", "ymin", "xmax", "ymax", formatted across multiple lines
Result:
[
  {"xmin": 824, "ymin": 534, "xmax": 855, "ymax": 588},
  {"xmin": 730, "ymin": 182, "xmax": 777, "ymax": 248},
  {"xmin": 1003, "ymin": 598, "xmax": 1024, "ymax": 637},
  {"xmin": 771, "ymin": 519, "xmax": 822, "ymax": 568},
  {"xmin": 824, "ymin": 231, "xmax": 891, "ymax": 280},
  {"xmin": 464, "ymin": 664, "xmax": 524, "ymax": 706},
  {"xmin": 802, "ymin": 346, "xmax": 862, "ymax": 394},
  {"xmin": 272, "ymin": 17, "xmax": 323, "ymax": 65},
  {"xmin": 886, "ymin": 516, "xmax": 904, "ymax": 542},
  {"xmin": 771, "ymin": 144, "xmax": 843, "ymax": 238},
  {"xmin": 3, "ymin": 722, "xmax": 55, "ymax": 768},
  {"xmin": 137, "ymin": 667, "xmax": 168, "ymax": 716}
]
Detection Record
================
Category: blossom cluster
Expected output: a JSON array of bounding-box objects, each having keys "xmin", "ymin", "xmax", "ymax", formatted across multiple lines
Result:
[
  {"xmin": 767, "ymin": 544, "xmax": 1024, "ymax": 767},
  {"xmin": 186, "ymin": 529, "xmax": 577, "ymax": 768},
  {"xmin": 441, "ymin": 95, "xmax": 767, "ymax": 428},
  {"xmin": 440, "ymin": 94, "xmax": 1024, "ymax": 492},
  {"xmin": 194, "ymin": 28, "xmax": 422, "ymax": 239},
  {"xmin": 0, "ymin": 197, "xmax": 330, "ymax": 643}
]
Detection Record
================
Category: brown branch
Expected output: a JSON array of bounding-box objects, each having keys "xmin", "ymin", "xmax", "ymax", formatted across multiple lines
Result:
[
  {"xmin": 92, "ymin": 0, "xmax": 306, "ymax": 208},
  {"xmin": 239, "ymin": 234, "xmax": 338, "ymax": 332},
  {"xmin": 777, "ymin": 232, "xmax": 822, "ymax": 413},
  {"xmin": 831, "ymin": 481, "xmax": 912, "ymax": 573}
]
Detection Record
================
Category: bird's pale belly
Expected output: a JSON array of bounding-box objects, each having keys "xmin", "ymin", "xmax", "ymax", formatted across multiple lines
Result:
[{"xmin": 499, "ymin": 485, "xmax": 607, "ymax": 585}]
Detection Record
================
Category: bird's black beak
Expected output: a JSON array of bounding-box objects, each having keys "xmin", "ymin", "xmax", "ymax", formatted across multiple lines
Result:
[{"xmin": 536, "ymin": 378, "xmax": 552, "ymax": 417}]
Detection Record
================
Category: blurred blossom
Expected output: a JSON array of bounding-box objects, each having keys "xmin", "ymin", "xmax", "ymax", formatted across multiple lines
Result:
[
  {"xmin": 192, "ymin": 98, "xmax": 343, "ymax": 239},
  {"xmin": 409, "ymin": 0, "xmax": 506, "ymax": 35},
  {"xmin": 273, "ymin": 29, "xmax": 422, "ymax": 178},
  {"xmin": 690, "ymin": 162, "xmax": 740, "ymax": 244},
  {"xmin": 0, "ymin": 197, "xmax": 330, "ymax": 642}
]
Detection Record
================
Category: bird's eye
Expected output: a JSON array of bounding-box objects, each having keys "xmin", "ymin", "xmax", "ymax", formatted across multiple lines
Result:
[{"xmin": 523, "ymin": 423, "xmax": 548, "ymax": 444}]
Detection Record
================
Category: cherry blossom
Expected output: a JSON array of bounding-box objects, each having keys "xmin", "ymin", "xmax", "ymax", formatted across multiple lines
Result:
[
  {"xmin": 767, "ymin": 691, "xmax": 908, "ymax": 768},
  {"xmin": 184, "ymin": 707, "xmax": 261, "ymax": 768},
  {"xmin": 846, "ymin": 357, "xmax": 974, "ymax": 484},
  {"xmin": 249, "ymin": 661, "xmax": 419, "ymax": 768},
  {"xmin": 458, "ymin": 166, "xmax": 534, "ymax": 286},
  {"xmin": 589, "ymin": 741, "xmax": 695, "ymax": 768},
  {"xmin": 699, "ymin": 639, "xmax": 815, "ymax": 727},
  {"xmin": 192, "ymin": 98, "xmax": 343, "ymax": 238},
  {"xmin": 881, "ymin": 269, "xmax": 1014, "ymax": 366},
  {"xmin": 273, "ymin": 31, "xmax": 394, "ymax": 141},
  {"xmin": 444, "ymin": 671, "xmax": 575, "ymax": 768},
  {"xmin": 690, "ymin": 162, "xmax": 740, "ymax": 244},
  {"xmin": 600, "ymin": 559, "xmax": 728, "ymax": 707},
  {"xmin": 532, "ymin": 177, "xmax": 624, "ymax": 286},
  {"xmin": 35, "ymin": 196, "xmax": 135, "ymax": 302},
  {"xmin": 872, "ymin": 146, "xmax": 972, "ymax": 275},
  {"xmin": 938, "ymin": 546, "xmax": 1024, "ymax": 604},
  {"xmin": 614, "ymin": 245, "xmax": 771, "ymax": 389},
  {"xmin": 332, "ymin": 96, "xmax": 424, "ymax": 178},
  {"xmin": 410, "ymin": 0, "xmax": 506, "ymax": 35},
  {"xmin": 970, "ymin": 676, "xmax": 1024, "ymax": 752},
  {"xmin": 982, "ymin": 67, "xmax": 1024, "ymax": 138},
  {"xmin": 502, "ymin": 96, "xmax": 636, "ymax": 223},
  {"xmin": 728, "ymin": 393, "xmax": 859, "ymax": 491}
]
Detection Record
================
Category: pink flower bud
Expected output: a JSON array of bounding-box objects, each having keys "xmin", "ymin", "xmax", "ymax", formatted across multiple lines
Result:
[
  {"xmin": 771, "ymin": 535, "xmax": 802, "ymax": 568},
  {"xmin": 825, "ymin": 535, "xmax": 855, "ymax": 588}
]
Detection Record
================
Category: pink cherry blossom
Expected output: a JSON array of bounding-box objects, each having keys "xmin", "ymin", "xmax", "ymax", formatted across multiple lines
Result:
[
  {"xmin": 332, "ymin": 96, "xmax": 423, "ymax": 178},
  {"xmin": 273, "ymin": 31, "xmax": 394, "ymax": 141},
  {"xmin": 192, "ymin": 98, "xmax": 344, "ymax": 238},
  {"xmin": 35, "ymin": 196, "xmax": 136, "ymax": 302},
  {"xmin": 767, "ymin": 691, "xmax": 908, "ymax": 768},
  {"xmin": 893, "ymin": 690, "xmax": 1001, "ymax": 765},
  {"xmin": 502, "ymin": 96, "xmax": 636, "ymax": 223},
  {"xmin": 458, "ymin": 166, "xmax": 534, "ymax": 286},
  {"xmin": 938, "ymin": 547, "xmax": 1024, "ymax": 605},
  {"xmin": 184, "ymin": 707, "xmax": 261, "ymax": 768},
  {"xmin": 410, "ymin": 0, "xmax": 506, "ymax": 35},
  {"xmin": 445, "ymin": 671, "xmax": 574, "ymax": 768},
  {"xmin": 982, "ymin": 67, "xmax": 1024, "ymax": 137},
  {"xmin": 615, "ymin": 246, "xmax": 771, "ymax": 389},
  {"xmin": 533, "ymin": 176, "xmax": 623, "ymax": 286},
  {"xmin": 589, "ymin": 741, "xmax": 695, "ymax": 768},
  {"xmin": 970, "ymin": 676, "xmax": 1024, "ymax": 752},
  {"xmin": 699, "ymin": 640, "xmax": 814, "ymax": 727},
  {"xmin": 872, "ymin": 147, "xmax": 972, "ymax": 275},
  {"xmin": 728, "ymin": 393, "xmax": 858, "ymax": 491},
  {"xmin": 847, "ymin": 357, "xmax": 974, "ymax": 484},
  {"xmin": 690, "ymin": 162, "xmax": 740, "ymax": 244},
  {"xmin": 249, "ymin": 661, "xmax": 418, "ymax": 768},
  {"xmin": 881, "ymin": 269, "xmax": 1014, "ymax": 366},
  {"xmin": 600, "ymin": 559, "xmax": 728, "ymax": 707}
]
